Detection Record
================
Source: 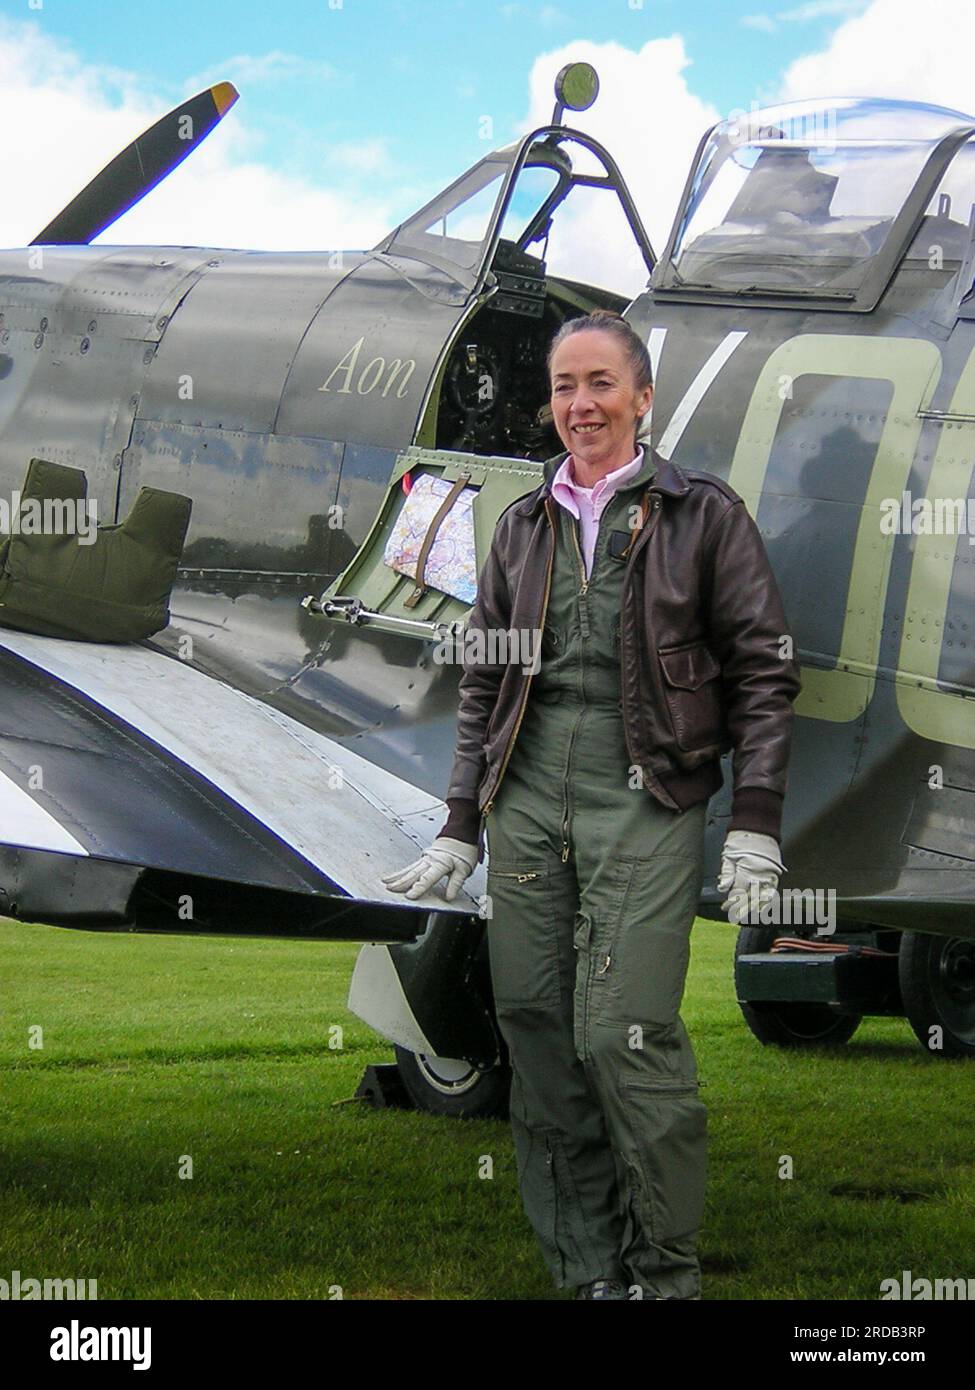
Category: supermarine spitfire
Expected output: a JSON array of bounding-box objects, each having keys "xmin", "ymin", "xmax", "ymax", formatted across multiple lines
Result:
[{"xmin": 1, "ymin": 64, "xmax": 973, "ymax": 1116}]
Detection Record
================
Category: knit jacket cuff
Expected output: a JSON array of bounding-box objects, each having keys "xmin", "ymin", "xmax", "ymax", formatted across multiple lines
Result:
[
  {"xmin": 436, "ymin": 796, "xmax": 481, "ymax": 847},
  {"xmin": 728, "ymin": 786, "xmax": 784, "ymax": 840}
]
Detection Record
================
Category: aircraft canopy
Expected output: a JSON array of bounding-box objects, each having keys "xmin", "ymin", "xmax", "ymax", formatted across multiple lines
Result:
[{"xmin": 655, "ymin": 98, "xmax": 975, "ymax": 309}]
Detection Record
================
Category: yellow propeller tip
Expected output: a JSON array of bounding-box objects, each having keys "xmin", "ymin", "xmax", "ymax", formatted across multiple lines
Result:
[{"xmin": 211, "ymin": 82, "xmax": 239, "ymax": 116}]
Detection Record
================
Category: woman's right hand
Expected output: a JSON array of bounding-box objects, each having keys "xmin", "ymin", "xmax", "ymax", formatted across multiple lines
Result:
[{"xmin": 381, "ymin": 837, "xmax": 478, "ymax": 902}]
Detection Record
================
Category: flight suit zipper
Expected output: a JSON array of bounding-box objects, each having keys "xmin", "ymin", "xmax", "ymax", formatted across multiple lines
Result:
[
  {"xmin": 559, "ymin": 511, "xmax": 594, "ymax": 860},
  {"xmin": 543, "ymin": 1136, "xmax": 566, "ymax": 1284},
  {"xmin": 569, "ymin": 516, "xmax": 589, "ymax": 596},
  {"xmin": 618, "ymin": 493, "xmax": 681, "ymax": 813},
  {"xmin": 481, "ymin": 497, "xmax": 557, "ymax": 820},
  {"xmin": 559, "ymin": 511, "xmax": 598, "ymax": 856}
]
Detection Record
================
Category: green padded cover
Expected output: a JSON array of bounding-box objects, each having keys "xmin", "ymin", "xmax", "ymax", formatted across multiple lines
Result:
[{"xmin": 0, "ymin": 458, "xmax": 192, "ymax": 642}]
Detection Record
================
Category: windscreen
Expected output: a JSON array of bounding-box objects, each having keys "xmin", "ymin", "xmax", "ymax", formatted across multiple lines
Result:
[{"xmin": 389, "ymin": 156, "xmax": 511, "ymax": 272}]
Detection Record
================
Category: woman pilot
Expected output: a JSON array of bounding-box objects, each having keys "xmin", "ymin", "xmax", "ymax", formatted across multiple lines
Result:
[{"xmin": 384, "ymin": 309, "xmax": 801, "ymax": 1300}]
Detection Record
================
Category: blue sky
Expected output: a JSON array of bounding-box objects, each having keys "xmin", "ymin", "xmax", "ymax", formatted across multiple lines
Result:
[
  {"xmin": 9, "ymin": 0, "xmax": 864, "ymax": 167},
  {"xmin": 2, "ymin": 0, "xmax": 870, "ymax": 192},
  {"xmin": 1, "ymin": 0, "xmax": 972, "ymax": 295}
]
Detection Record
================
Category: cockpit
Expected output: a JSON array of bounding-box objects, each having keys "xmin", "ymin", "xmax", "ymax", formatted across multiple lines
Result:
[
  {"xmin": 368, "ymin": 93, "xmax": 657, "ymax": 459},
  {"xmin": 654, "ymin": 98, "xmax": 975, "ymax": 308}
]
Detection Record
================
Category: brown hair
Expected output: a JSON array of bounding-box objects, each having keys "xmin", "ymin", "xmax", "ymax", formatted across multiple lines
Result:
[{"xmin": 546, "ymin": 309, "xmax": 653, "ymax": 393}]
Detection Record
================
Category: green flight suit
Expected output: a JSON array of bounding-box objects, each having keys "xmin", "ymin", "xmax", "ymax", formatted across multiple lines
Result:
[{"xmin": 484, "ymin": 450, "xmax": 708, "ymax": 1299}]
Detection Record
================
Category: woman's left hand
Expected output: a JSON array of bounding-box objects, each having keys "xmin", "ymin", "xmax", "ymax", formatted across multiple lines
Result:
[{"xmin": 717, "ymin": 831, "xmax": 786, "ymax": 920}]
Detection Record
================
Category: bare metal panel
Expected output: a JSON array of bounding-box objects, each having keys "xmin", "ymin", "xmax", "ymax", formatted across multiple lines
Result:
[
  {"xmin": 0, "ymin": 245, "xmax": 215, "ymax": 514},
  {"xmin": 904, "ymin": 782, "xmax": 975, "ymax": 861},
  {"xmin": 118, "ymin": 419, "xmax": 345, "ymax": 565},
  {"xmin": 136, "ymin": 252, "xmax": 357, "ymax": 434}
]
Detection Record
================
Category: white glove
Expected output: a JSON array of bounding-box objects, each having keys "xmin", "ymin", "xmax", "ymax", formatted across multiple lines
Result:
[
  {"xmin": 716, "ymin": 830, "xmax": 786, "ymax": 922},
  {"xmin": 381, "ymin": 837, "xmax": 478, "ymax": 903}
]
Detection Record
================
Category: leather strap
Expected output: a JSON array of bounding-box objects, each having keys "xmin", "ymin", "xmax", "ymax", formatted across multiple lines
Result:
[{"xmin": 403, "ymin": 471, "xmax": 471, "ymax": 608}]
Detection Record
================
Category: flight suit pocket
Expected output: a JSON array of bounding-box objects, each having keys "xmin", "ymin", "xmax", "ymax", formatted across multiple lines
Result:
[
  {"xmin": 605, "ymin": 926, "xmax": 690, "ymax": 1028},
  {"xmin": 597, "ymin": 857, "xmax": 701, "ymax": 1029},
  {"xmin": 572, "ymin": 909, "xmax": 619, "ymax": 1060},
  {"xmin": 486, "ymin": 860, "xmax": 562, "ymax": 1009},
  {"xmin": 572, "ymin": 910, "xmax": 593, "ymax": 1060},
  {"xmin": 621, "ymin": 1079, "xmax": 707, "ymax": 1243},
  {"xmin": 658, "ymin": 640, "xmax": 723, "ymax": 751}
]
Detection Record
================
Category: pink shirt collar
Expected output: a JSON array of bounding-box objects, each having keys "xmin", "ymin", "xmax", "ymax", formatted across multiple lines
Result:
[
  {"xmin": 550, "ymin": 446, "xmax": 645, "ymax": 518},
  {"xmin": 549, "ymin": 445, "xmax": 646, "ymax": 580}
]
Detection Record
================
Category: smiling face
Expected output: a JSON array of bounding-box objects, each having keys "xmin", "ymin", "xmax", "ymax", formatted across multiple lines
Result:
[{"xmin": 549, "ymin": 328, "xmax": 653, "ymax": 481}]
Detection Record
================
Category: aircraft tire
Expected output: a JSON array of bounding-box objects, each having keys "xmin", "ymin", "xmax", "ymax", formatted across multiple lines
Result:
[
  {"xmin": 734, "ymin": 926, "xmax": 862, "ymax": 1048},
  {"xmin": 898, "ymin": 931, "xmax": 975, "ymax": 1059},
  {"xmin": 393, "ymin": 1044, "xmax": 511, "ymax": 1118}
]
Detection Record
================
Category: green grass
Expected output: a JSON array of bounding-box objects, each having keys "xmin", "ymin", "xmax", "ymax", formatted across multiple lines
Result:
[{"xmin": 1, "ymin": 917, "xmax": 973, "ymax": 1299}]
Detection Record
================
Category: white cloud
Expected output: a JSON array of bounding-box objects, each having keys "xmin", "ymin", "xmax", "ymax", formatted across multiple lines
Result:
[
  {"xmin": 324, "ymin": 137, "xmax": 394, "ymax": 176},
  {"xmin": 779, "ymin": 0, "xmax": 868, "ymax": 20},
  {"xmin": 0, "ymin": 16, "xmax": 397, "ymax": 253},
  {"xmin": 183, "ymin": 51, "xmax": 340, "ymax": 92},
  {"xmin": 107, "ymin": 145, "xmax": 393, "ymax": 253},
  {"xmin": 515, "ymin": 36, "xmax": 720, "ymax": 299},
  {"xmin": 778, "ymin": 0, "xmax": 975, "ymax": 112},
  {"xmin": 499, "ymin": 3, "xmax": 568, "ymax": 21},
  {"xmin": 741, "ymin": 1, "xmax": 869, "ymax": 31}
]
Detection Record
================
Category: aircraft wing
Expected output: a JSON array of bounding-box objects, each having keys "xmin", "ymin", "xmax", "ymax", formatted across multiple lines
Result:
[{"xmin": 0, "ymin": 630, "xmax": 485, "ymax": 929}]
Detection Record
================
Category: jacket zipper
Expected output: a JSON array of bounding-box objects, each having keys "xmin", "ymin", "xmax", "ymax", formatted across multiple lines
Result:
[{"xmin": 481, "ymin": 497, "xmax": 557, "ymax": 819}]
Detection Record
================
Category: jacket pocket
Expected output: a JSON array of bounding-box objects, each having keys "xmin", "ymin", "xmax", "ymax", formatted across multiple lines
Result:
[{"xmin": 657, "ymin": 640, "xmax": 723, "ymax": 751}]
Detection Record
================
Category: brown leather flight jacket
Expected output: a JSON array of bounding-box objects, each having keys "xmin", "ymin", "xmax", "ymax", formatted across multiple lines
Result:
[{"xmin": 442, "ymin": 443, "xmax": 802, "ymax": 855}]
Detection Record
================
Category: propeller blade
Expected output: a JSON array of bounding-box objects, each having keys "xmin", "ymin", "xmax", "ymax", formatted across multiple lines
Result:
[{"xmin": 31, "ymin": 81, "xmax": 239, "ymax": 245}]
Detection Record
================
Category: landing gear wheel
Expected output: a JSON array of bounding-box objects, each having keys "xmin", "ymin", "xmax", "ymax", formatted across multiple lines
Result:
[
  {"xmin": 898, "ymin": 932, "xmax": 975, "ymax": 1059},
  {"xmin": 393, "ymin": 1045, "xmax": 511, "ymax": 1118},
  {"xmin": 734, "ymin": 926, "xmax": 862, "ymax": 1048}
]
